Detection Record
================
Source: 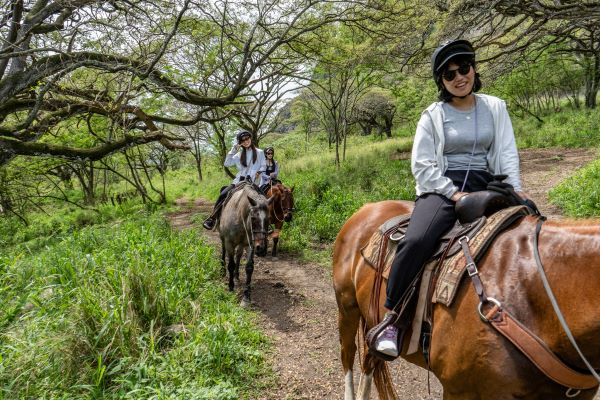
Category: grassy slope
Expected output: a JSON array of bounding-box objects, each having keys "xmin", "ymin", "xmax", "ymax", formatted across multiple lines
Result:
[{"xmin": 0, "ymin": 211, "xmax": 270, "ymax": 399}]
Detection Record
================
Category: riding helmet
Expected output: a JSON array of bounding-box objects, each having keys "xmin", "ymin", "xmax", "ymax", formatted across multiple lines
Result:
[{"xmin": 236, "ymin": 130, "xmax": 252, "ymax": 144}]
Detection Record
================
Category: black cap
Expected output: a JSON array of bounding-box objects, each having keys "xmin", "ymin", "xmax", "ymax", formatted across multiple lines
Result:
[{"xmin": 431, "ymin": 39, "xmax": 475, "ymax": 81}]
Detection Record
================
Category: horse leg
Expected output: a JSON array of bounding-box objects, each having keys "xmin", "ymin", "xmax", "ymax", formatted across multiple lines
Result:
[
  {"xmin": 234, "ymin": 245, "xmax": 243, "ymax": 282},
  {"xmin": 271, "ymin": 222, "xmax": 282, "ymax": 258},
  {"xmin": 220, "ymin": 238, "xmax": 226, "ymax": 277},
  {"xmin": 241, "ymin": 246, "xmax": 254, "ymax": 307},
  {"xmin": 272, "ymin": 236, "xmax": 279, "ymax": 258},
  {"xmin": 227, "ymin": 252, "xmax": 236, "ymax": 292},
  {"xmin": 337, "ymin": 303, "xmax": 361, "ymax": 400}
]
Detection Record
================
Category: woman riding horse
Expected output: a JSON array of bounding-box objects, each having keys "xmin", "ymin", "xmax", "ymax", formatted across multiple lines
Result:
[
  {"xmin": 259, "ymin": 146, "xmax": 280, "ymax": 194},
  {"xmin": 203, "ymin": 130, "xmax": 266, "ymax": 230},
  {"xmin": 367, "ymin": 39, "xmax": 531, "ymax": 359}
]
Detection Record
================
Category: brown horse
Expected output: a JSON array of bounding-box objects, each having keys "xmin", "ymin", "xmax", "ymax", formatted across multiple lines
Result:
[
  {"xmin": 333, "ymin": 200, "xmax": 600, "ymax": 400},
  {"xmin": 265, "ymin": 182, "xmax": 295, "ymax": 257}
]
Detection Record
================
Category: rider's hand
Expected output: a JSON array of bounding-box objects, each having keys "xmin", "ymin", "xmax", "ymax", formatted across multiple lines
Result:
[
  {"xmin": 451, "ymin": 191, "xmax": 468, "ymax": 202},
  {"xmin": 230, "ymin": 143, "xmax": 240, "ymax": 153}
]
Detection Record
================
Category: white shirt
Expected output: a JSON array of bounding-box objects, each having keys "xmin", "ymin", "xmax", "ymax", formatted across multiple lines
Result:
[{"xmin": 224, "ymin": 147, "xmax": 266, "ymax": 185}]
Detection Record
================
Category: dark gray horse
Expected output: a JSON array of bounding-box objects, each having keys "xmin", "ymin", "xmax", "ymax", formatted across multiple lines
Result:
[{"xmin": 218, "ymin": 184, "xmax": 272, "ymax": 306}]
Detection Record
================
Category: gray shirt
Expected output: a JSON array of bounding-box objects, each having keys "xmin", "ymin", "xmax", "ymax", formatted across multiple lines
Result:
[
  {"xmin": 442, "ymin": 100, "xmax": 494, "ymax": 171},
  {"xmin": 412, "ymin": 94, "xmax": 521, "ymax": 198}
]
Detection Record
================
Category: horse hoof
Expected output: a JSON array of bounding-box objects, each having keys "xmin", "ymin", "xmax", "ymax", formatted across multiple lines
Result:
[
  {"xmin": 271, "ymin": 256, "xmax": 279, "ymax": 261},
  {"xmin": 240, "ymin": 298, "xmax": 251, "ymax": 308}
]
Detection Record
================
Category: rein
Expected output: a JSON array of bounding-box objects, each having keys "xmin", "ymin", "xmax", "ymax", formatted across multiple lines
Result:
[
  {"xmin": 459, "ymin": 217, "xmax": 599, "ymax": 393},
  {"xmin": 533, "ymin": 217, "xmax": 600, "ymax": 385}
]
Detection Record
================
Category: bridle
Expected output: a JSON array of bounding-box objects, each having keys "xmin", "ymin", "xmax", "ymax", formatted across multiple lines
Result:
[{"xmin": 240, "ymin": 203, "xmax": 269, "ymax": 245}]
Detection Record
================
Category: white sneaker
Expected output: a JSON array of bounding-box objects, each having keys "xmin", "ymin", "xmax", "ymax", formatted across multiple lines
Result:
[{"xmin": 375, "ymin": 325, "xmax": 399, "ymax": 357}]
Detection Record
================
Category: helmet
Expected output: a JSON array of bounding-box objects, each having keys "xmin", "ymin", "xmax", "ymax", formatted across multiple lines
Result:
[
  {"xmin": 236, "ymin": 130, "xmax": 252, "ymax": 144},
  {"xmin": 264, "ymin": 146, "xmax": 274, "ymax": 154},
  {"xmin": 431, "ymin": 39, "xmax": 475, "ymax": 83}
]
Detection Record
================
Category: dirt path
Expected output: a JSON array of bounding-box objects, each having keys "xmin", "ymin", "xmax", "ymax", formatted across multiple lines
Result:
[{"xmin": 165, "ymin": 148, "xmax": 598, "ymax": 400}]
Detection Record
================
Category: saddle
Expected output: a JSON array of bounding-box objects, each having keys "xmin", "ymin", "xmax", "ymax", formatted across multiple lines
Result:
[
  {"xmin": 214, "ymin": 181, "xmax": 263, "ymax": 225},
  {"xmin": 362, "ymin": 196, "xmax": 532, "ymax": 359}
]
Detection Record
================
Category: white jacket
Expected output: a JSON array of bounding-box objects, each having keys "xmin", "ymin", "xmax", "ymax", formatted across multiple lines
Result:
[
  {"xmin": 412, "ymin": 93, "xmax": 521, "ymax": 198},
  {"xmin": 224, "ymin": 147, "xmax": 266, "ymax": 185}
]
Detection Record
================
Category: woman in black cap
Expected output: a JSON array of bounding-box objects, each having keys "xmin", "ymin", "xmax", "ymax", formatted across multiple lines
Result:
[
  {"xmin": 259, "ymin": 146, "xmax": 280, "ymax": 193},
  {"xmin": 202, "ymin": 131, "xmax": 266, "ymax": 230},
  {"xmin": 367, "ymin": 39, "xmax": 528, "ymax": 359}
]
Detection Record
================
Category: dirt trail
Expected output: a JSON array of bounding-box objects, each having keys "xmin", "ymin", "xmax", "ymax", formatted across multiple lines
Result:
[{"xmin": 165, "ymin": 148, "xmax": 598, "ymax": 400}]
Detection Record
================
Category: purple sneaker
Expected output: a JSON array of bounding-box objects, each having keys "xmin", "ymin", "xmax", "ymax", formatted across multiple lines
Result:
[{"xmin": 375, "ymin": 324, "xmax": 399, "ymax": 357}]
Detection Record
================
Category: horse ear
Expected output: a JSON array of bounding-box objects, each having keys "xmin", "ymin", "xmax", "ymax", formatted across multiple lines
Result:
[
  {"xmin": 247, "ymin": 195, "xmax": 257, "ymax": 207},
  {"xmin": 290, "ymin": 185, "xmax": 295, "ymax": 193}
]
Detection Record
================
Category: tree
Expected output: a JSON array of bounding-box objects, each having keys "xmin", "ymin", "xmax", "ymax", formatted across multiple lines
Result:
[
  {"xmin": 1, "ymin": 0, "xmax": 391, "ymax": 167},
  {"xmin": 233, "ymin": 73, "xmax": 299, "ymax": 145},
  {"xmin": 353, "ymin": 89, "xmax": 396, "ymax": 137},
  {"xmin": 443, "ymin": 1, "xmax": 600, "ymax": 108}
]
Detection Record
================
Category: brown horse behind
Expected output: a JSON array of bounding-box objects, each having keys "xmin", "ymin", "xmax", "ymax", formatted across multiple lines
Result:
[
  {"xmin": 333, "ymin": 200, "xmax": 600, "ymax": 400},
  {"xmin": 265, "ymin": 182, "xmax": 295, "ymax": 257}
]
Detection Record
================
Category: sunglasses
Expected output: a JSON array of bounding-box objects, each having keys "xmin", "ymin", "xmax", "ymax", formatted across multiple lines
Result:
[
  {"xmin": 443, "ymin": 63, "xmax": 472, "ymax": 81},
  {"xmin": 266, "ymin": 152, "xmax": 273, "ymax": 155}
]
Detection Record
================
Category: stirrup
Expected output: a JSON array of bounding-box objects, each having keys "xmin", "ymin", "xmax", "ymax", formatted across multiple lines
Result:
[{"xmin": 366, "ymin": 311, "xmax": 401, "ymax": 362}]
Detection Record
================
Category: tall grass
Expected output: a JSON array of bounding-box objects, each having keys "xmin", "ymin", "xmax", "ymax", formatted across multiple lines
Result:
[
  {"xmin": 0, "ymin": 212, "xmax": 269, "ymax": 399},
  {"xmin": 512, "ymin": 107, "xmax": 600, "ymax": 148},
  {"xmin": 270, "ymin": 136, "xmax": 415, "ymax": 256}
]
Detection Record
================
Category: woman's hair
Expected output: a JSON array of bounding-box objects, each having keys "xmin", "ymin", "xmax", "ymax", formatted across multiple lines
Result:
[
  {"xmin": 240, "ymin": 144, "xmax": 257, "ymax": 167},
  {"xmin": 436, "ymin": 55, "xmax": 482, "ymax": 102}
]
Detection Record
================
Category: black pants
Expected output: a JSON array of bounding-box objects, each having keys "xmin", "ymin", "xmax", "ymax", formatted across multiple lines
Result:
[
  {"xmin": 384, "ymin": 170, "xmax": 493, "ymax": 310},
  {"xmin": 210, "ymin": 184, "xmax": 234, "ymax": 216}
]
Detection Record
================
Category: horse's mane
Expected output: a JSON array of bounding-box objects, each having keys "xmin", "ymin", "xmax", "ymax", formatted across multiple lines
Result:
[{"xmin": 544, "ymin": 217, "xmax": 600, "ymax": 233}]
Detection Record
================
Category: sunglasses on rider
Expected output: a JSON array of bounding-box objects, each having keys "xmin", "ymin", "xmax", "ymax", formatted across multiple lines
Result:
[
  {"xmin": 266, "ymin": 152, "xmax": 273, "ymax": 155},
  {"xmin": 443, "ymin": 63, "xmax": 472, "ymax": 81}
]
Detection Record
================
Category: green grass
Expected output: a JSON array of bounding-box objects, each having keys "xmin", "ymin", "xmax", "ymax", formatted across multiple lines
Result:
[
  {"xmin": 264, "ymin": 135, "xmax": 415, "ymax": 255},
  {"xmin": 512, "ymin": 107, "xmax": 600, "ymax": 149},
  {"xmin": 549, "ymin": 157, "xmax": 600, "ymax": 217},
  {"xmin": 0, "ymin": 211, "xmax": 270, "ymax": 399}
]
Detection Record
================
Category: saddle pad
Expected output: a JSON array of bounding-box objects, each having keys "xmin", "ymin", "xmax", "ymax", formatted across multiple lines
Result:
[
  {"xmin": 361, "ymin": 205, "xmax": 529, "ymax": 303},
  {"xmin": 432, "ymin": 205, "xmax": 529, "ymax": 305}
]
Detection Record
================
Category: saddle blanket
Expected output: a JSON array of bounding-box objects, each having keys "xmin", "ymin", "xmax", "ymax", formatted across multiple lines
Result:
[{"xmin": 361, "ymin": 205, "xmax": 528, "ymax": 307}]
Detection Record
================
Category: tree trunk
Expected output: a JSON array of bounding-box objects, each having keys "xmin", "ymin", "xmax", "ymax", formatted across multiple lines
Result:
[{"xmin": 584, "ymin": 54, "xmax": 599, "ymax": 109}]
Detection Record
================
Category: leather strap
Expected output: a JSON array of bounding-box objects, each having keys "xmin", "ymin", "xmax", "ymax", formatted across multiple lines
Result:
[
  {"xmin": 486, "ymin": 306, "xmax": 598, "ymax": 390},
  {"xmin": 459, "ymin": 236, "xmax": 487, "ymax": 304},
  {"xmin": 461, "ymin": 231, "xmax": 599, "ymax": 390}
]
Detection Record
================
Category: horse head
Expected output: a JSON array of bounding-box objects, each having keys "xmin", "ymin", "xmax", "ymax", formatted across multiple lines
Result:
[
  {"xmin": 247, "ymin": 194, "xmax": 273, "ymax": 257},
  {"xmin": 269, "ymin": 183, "xmax": 295, "ymax": 223}
]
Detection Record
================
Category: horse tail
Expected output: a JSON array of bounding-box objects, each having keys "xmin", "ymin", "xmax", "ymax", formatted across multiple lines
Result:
[{"xmin": 358, "ymin": 317, "xmax": 398, "ymax": 400}]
